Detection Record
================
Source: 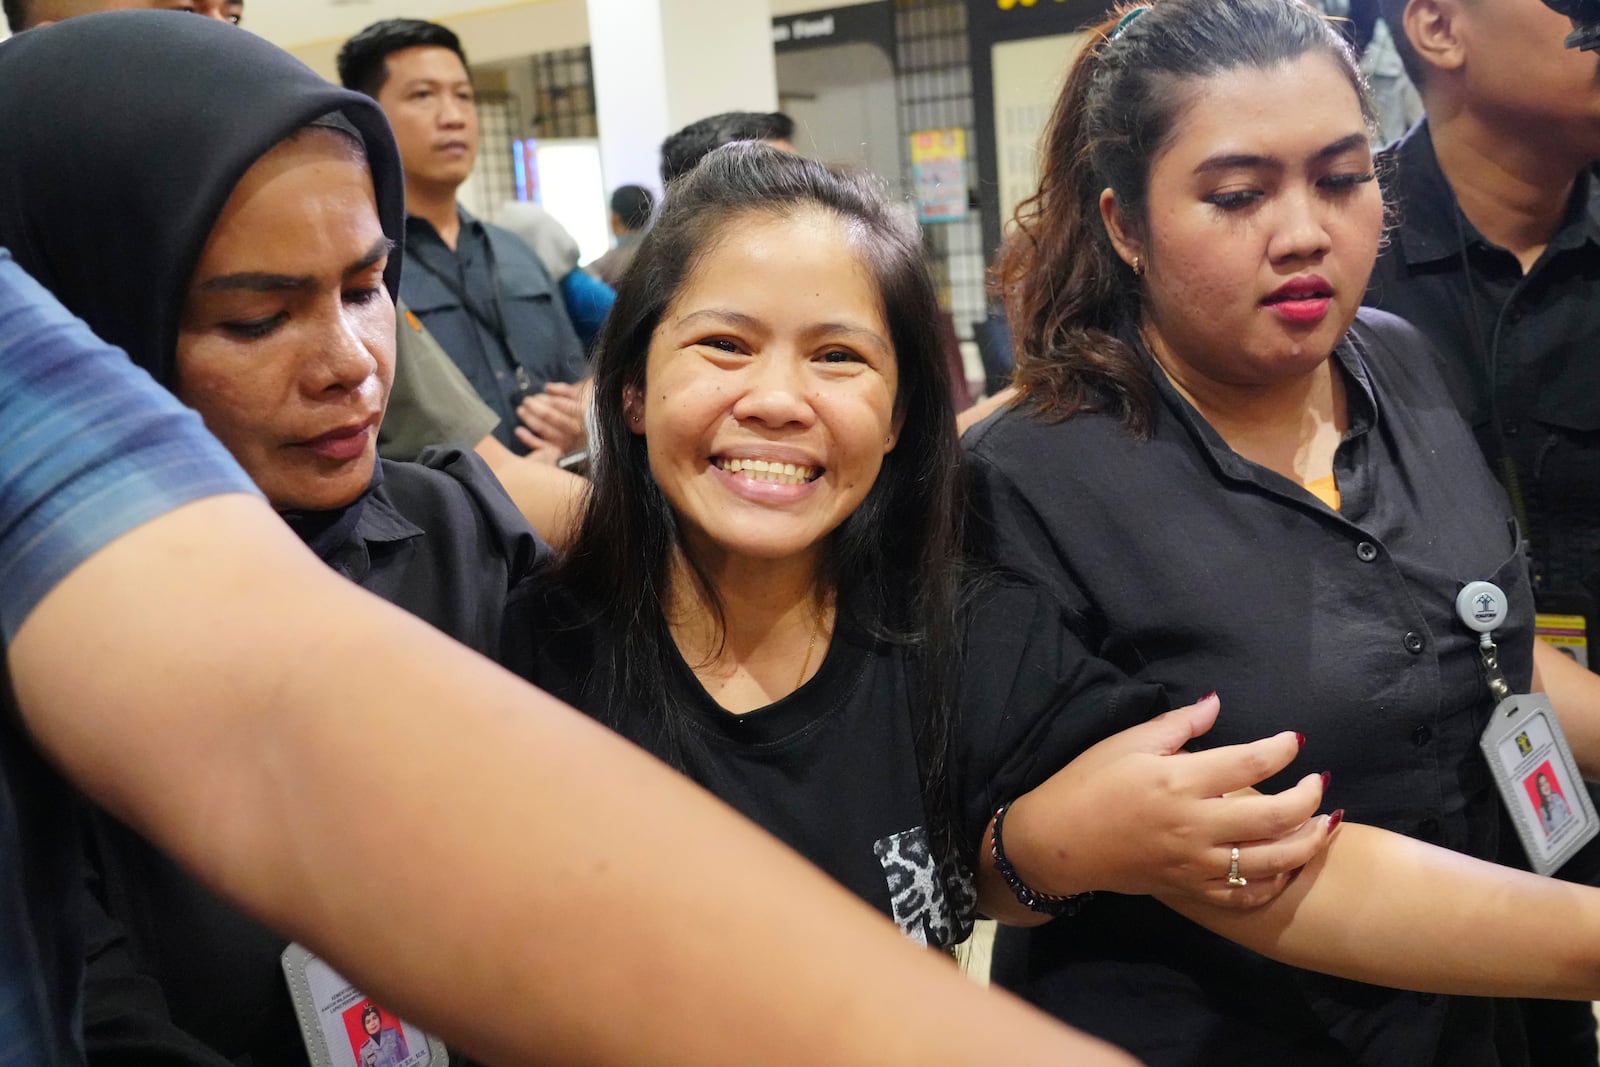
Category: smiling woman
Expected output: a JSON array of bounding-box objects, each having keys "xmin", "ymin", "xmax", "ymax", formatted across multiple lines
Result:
[
  {"xmin": 506, "ymin": 146, "xmax": 987, "ymax": 940},
  {"xmin": 632, "ymin": 208, "xmax": 901, "ymax": 617}
]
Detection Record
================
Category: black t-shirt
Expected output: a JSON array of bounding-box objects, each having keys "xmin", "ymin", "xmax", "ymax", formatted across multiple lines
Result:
[
  {"xmin": 964, "ymin": 309, "xmax": 1536, "ymax": 1067},
  {"xmin": 503, "ymin": 575, "xmax": 1165, "ymax": 949}
]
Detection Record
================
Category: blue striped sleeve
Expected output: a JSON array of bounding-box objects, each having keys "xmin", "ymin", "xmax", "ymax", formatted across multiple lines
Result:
[{"xmin": 0, "ymin": 250, "xmax": 260, "ymax": 643}]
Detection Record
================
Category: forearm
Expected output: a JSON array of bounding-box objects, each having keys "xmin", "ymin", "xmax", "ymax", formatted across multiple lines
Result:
[
  {"xmin": 1533, "ymin": 639, "xmax": 1600, "ymax": 780},
  {"xmin": 956, "ymin": 387, "xmax": 1016, "ymax": 435},
  {"xmin": 12, "ymin": 496, "xmax": 1127, "ymax": 1067},
  {"xmin": 976, "ymin": 800, "xmax": 1084, "ymax": 927},
  {"xmin": 489, "ymin": 456, "xmax": 587, "ymax": 550},
  {"xmin": 1167, "ymin": 821, "xmax": 1600, "ymax": 1000},
  {"xmin": 471, "ymin": 432, "xmax": 518, "ymax": 474}
]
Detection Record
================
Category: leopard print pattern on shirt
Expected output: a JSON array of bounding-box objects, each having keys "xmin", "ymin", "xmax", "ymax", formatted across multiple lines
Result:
[{"xmin": 873, "ymin": 826, "xmax": 976, "ymax": 949}]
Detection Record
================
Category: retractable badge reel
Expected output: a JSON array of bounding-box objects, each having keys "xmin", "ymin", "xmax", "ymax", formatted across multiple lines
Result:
[{"xmin": 1463, "ymin": 581, "xmax": 1599, "ymax": 875}]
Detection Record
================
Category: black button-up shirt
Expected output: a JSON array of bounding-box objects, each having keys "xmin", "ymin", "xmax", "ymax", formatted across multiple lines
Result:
[
  {"xmin": 966, "ymin": 309, "xmax": 1535, "ymax": 1065},
  {"xmin": 1366, "ymin": 121, "xmax": 1600, "ymax": 602},
  {"xmin": 81, "ymin": 449, "xmax": 549, "ymax": 1066}
]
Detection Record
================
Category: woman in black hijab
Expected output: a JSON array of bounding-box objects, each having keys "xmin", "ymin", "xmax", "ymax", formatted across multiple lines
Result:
[{"xmin": 0, "ymin": 13, "xmax": 542, "ymax": 1064}]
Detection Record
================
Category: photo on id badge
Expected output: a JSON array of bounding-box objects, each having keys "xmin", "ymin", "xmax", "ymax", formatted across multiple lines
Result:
[
  {"xmin": 282, "ymin": 943, "xmax": 447, "ymax": 1067},
  {"xmin": 1495, "ymin": 711, "xmax": 1590, "ymax": 865},
  {"xmin": 1523, "ymin": 760, "xmax": 1575, "ymax": 838}
]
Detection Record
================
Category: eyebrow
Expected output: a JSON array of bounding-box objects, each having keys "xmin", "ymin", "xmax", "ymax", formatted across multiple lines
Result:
[
  {"xmin": 1193, "ymin": 133, "xmax": 1370, "ymax": 175},
  {"xmin": 195, "ymin": 237, "xmax": 394, "ymax": 294},
  {"xmin": 399, "ymin": 77, "xmax": 473, "ymax": 91},
  {"xmin": 675, "ymin": 308, "xmax": 890, "ymax": 350}
]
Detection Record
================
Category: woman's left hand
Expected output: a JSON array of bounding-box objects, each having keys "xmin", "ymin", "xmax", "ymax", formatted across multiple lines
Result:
[{"xmin": 979, "ymin": 693, "xmax": 1338, "ymax": 921}]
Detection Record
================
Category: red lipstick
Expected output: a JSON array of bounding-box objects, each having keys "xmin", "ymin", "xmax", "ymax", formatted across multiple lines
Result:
[{"xmin": 1262, "ymin": 275, "xmax": 1333, "ymax": 326}]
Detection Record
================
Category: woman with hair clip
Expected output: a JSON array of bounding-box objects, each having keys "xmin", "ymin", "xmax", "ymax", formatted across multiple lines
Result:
[
  {"xmin": 965, "ymin": 0, "xmax": 1600, "ymax": 1063},
  {"xmin": 0, "ymin": 12, "xmax": 549, "ymax": 1065}
]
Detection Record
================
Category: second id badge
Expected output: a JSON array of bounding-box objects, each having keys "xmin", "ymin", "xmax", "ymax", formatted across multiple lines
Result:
[
  {"xmin": 282, "ymin": 943, "xmax": 448, "ymax": 1067},
  {"xmin": 1479, "ymin": 693, "xmax": 1599, "ymax": 876}
]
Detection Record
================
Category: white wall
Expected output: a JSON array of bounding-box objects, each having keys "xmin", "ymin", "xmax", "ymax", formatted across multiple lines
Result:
[
  {"xmin": 991, "ymin": 31, "xmax": 1088, "ymax": 232},
  {"xmin": 286, "ymin": 0, "xmax": 593, "ymax": 83},
  {"xmin": 277, "ymin": 0, "xmax": 879, "ymax": 76},
  {"xmin": 778, "ymin": 41, "xmax": 898, "ymax": 183}
]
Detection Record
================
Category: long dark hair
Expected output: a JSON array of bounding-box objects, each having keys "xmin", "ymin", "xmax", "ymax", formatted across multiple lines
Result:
[
  {"xmin": 558, "ymin": 142, "xmax": 969, "ymax": 861},
  {"xmin": 993, "ymin": 0, "xmax": 1372, "ymax": 434}
]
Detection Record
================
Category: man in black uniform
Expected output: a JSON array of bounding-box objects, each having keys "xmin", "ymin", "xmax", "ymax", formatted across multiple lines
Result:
[
  {"xmin": 1370, "ymin": 0, "xmax": 1600, "ymax": 651},
  {"xmin": 1369, "ymin": 1, "xmax": 1600, "ymax": 1061}
]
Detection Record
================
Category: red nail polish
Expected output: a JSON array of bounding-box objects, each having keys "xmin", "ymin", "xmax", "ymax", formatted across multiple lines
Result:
[
  {"xmin": 1200, "ymin": 690, "xmax": 1218, "ymax": 703},
  {"xmin": 1327, "ymin": 809, "xmax": 1345, "ymax": 832},
  {"xmin": 1296, "ymin": 732, "xmax": 1306, "ymax": 749},
  {"xmin": 1319, "ymin": 771, "xmax": 1332, "ymax": 792}
]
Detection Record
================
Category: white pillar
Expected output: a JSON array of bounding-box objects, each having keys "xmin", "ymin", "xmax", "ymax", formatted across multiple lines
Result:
[{"xmin": 586, "ymin": 0, "xmax": 777, "ymax": 196}]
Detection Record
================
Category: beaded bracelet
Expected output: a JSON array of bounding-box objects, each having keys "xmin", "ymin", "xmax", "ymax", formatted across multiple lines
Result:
[{"xmin": 991, "ymin": 800, "xmax": 1092, "ymax": 918}]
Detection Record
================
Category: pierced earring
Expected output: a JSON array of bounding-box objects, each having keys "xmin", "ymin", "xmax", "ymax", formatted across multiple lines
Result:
[
  {"xmin": 1131, "ymin": 256, "xmax": 1144, "ymax": 277},
  {"xmin": 630, "ymin": 413, "xmax": 640, "ymax": 424}
]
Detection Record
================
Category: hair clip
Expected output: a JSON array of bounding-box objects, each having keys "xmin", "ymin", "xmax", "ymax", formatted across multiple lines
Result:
[{"xmin": 1110, "ymin": 5, "xmax": 1151, "ymax": 40}]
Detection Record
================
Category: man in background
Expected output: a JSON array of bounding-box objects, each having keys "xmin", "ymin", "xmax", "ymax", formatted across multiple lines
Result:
[
  {"xmin": 339, "ymin": 18, "xmax": 590, "ymax": 458},
  {"xmin": 585, "ymin": 183, "xmax": 654, "ymax": 288},
  {"xmin": 1369, "ymin": 1, "xmax": 1600, "ymax": 1061},
  {"xmin": 659, "ymin": 110, "xmax": 795, "ymax": 183}
]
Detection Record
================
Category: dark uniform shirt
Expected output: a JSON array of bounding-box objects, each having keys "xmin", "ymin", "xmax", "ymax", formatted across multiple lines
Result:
[
  {"xmin": 1367, "ymin": 121, "xmax": 1600, "ymax": 605},
  {"xmin": 80, "ymin": 450, "xmax": 548, "ymax": 1067},
  {"xmin": 1366, "ymin": 118, "xmax": 1600, "ymax": 1067},
  {"xmin": 965, "ymin": 309, "xmax": 1535, "ymax": 1066},
  {"xmin": 400, "ymin": 209, "xmax": 587, "ymax": 452}
]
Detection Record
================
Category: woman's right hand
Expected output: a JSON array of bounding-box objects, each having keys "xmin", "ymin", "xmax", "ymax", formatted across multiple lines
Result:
[{"xmin": 980, "ymin": 694, "xmax": 1338, "ymax": 920}]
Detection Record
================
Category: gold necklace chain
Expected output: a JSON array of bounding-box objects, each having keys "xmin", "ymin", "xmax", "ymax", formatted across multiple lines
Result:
[{"xmin": 794, "ymin": 602, "xmax": 827, "ymax": 690}]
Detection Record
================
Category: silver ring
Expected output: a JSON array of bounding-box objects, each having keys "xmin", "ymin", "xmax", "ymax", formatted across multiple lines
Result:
[{"xmin": 1226, "ymin": 845, "xmax": 1248, "ymax": 887}]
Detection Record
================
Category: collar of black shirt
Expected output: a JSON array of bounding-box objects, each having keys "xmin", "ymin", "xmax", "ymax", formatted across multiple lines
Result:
[
  {"xmin": 1126, "ymin": 318, "xmax": 1378, "ymax": 493},
  {"xmin": 1381, "ymin": 119, "xmax": 1600, "ymax": 268}
]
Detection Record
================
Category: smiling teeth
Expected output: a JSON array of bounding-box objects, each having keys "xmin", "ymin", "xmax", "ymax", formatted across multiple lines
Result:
[{"xmin": 719, "ymin": 458, "xmax": 816, "ymax": 484}]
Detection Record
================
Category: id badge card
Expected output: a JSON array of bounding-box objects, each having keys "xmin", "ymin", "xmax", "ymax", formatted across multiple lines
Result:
[
  {"xmin": 282, "ymin": 943, "xmax": 448, "ymax": 1067},
  {"xmin": 1536, "ymin": 612, "xmax": 1589, "ymax": 671},
  {"xmin": 1479, "ymin": 693, "xmax": 1599, "ymax": 876}
]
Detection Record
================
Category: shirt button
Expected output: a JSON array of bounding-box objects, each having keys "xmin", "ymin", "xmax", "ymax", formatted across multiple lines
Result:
[
  {"xmin": 1403, "ymin": 631, "xmax": 1426, "ymax": 654},
  {"xmin": 1419, "ymin": 817, "xmax": 1441, "ymax": 839},
  {"xmin": 1412, "ymin": 725, "xmax": 1433, "ymax": 746},
  {"xmin": 1356, "ymin": 542, "xmax": 1379, "ymax": 562}
]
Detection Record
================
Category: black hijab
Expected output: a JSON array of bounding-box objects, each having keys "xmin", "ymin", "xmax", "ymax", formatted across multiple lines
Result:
[{"xmin": 0, "ymin": 10, "xmax": 405, "ymax": 388}]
